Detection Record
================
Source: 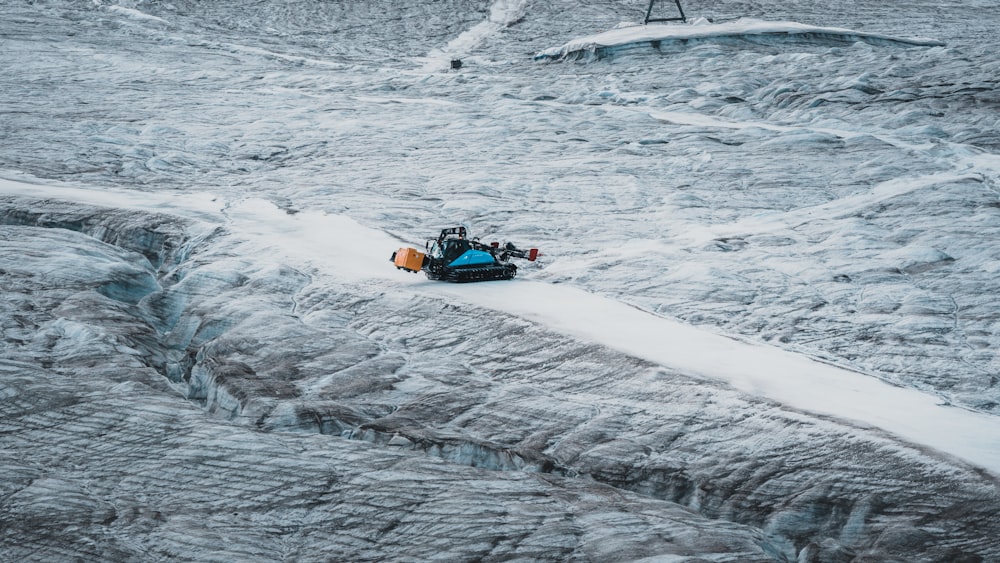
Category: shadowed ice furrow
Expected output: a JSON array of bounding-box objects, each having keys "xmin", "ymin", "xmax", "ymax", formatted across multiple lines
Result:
[
  {"xmin": 334, "ymin": 286, "xmax": 1000, "ymax": 562},
  {"xmin": 0, "ymin": 362, "xmax": 775, "ymax": 562}
]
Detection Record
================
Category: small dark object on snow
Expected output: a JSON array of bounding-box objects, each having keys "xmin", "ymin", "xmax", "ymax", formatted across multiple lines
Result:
[{"xmin": 451, "ymin": 59, "xmax": 463, "ymax": 69}]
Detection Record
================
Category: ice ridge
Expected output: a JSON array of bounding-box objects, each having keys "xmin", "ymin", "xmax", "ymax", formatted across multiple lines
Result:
[{"xmin": 535, "ymin": 18, "xmax": 944, "ymax": 61}]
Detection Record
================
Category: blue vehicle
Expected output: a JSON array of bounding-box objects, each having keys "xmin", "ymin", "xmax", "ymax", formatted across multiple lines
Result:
[{"xmin": 391, "ymin": 227, "xmax": 539, "ymax": 283}]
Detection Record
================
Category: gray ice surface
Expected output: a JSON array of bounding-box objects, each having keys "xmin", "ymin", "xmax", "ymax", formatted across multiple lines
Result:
[{"xmin": 2, "ymin": 1, "xmax": 1000, "ymax": 561}]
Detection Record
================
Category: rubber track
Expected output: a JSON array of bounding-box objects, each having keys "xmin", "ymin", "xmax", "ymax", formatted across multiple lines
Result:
[{"xmin": 442, "ymin": 265, "xmax": 516, "ymax": 283}]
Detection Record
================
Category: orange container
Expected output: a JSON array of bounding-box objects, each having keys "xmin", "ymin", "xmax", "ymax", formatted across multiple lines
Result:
[{"xmin": 393, "ymin": 247, "xmax": 425, "ymax": 272}]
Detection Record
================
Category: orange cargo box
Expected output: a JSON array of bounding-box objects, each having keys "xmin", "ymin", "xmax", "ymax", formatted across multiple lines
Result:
[{"xmin": 394, "ymin": 247, "xmax": 425, "ymax": 272}]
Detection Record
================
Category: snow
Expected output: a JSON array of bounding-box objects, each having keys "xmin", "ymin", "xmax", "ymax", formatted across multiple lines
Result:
[
  {"xmin": 5, "ymin": 177, "xmax": 999, "ymax": 474},
  {"xmin": 535, "ymin": 17, "xmax": 945, "ymax": 60},
  {"xmin": 421, "ymin": 0, "xmax": 529, "ymax": 71},
  {"xmin": 100, "ymin": 2, "xmax": 171, "ymax": 26},
  {"xmin": 3, "ymin": 0, "xmax": 1000, "ymax": 559}
]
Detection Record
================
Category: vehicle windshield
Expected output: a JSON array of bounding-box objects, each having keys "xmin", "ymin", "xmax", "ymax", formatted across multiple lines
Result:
[{"xmin": 429, "ymin": 239, "xmax": 471, "ymax": 262}]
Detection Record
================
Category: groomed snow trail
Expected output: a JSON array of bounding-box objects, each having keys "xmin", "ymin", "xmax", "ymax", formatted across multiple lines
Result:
[
  {"xmin": 4, "ymin": 176, "xmax": 999, "ymax": 477},
  {"xmin": 419, "ymin": 0, "xmax": 528, "ymax": 71}
]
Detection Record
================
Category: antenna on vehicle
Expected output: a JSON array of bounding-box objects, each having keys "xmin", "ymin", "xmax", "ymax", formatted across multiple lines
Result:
[{"xmin": 644, "ymin": 0, "xmax": 686, "ymax": 24}]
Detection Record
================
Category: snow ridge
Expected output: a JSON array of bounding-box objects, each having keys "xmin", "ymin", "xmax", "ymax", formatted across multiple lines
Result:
[{"xmin": 535, "ymin": 17, "xmax": 944, "ymax": 60}]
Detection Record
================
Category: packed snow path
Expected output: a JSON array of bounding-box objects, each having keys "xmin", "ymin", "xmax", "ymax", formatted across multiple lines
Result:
[
  {"xmin": 5, "ymin": 182, "xmax": 1000, "ymax": 561},
  {"xmin": 5, "ymin": 177, "xmax": 999, "ymax": 477}
]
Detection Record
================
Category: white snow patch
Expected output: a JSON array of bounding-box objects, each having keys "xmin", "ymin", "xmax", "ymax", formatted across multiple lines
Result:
[
  {"xmin": 535, "ymin": 17, "xmax": 944, "ymax": 60},
  {"xmin": 0, "ymin": 174, "xmax": 225, "ymax": 224},
  {"xmin": 882, "ymin": 245, "xmax": 953, "ymax": 273},
  {"xmin": 103, "ymin": 3, "xmax": 170, "ymax": 25},
  {"xmin": 223, "ymin": 198, "xmax": 403, "ymax": 284}
]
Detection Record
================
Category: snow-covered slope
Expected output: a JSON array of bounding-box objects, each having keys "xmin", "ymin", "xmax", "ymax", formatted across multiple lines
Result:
[{"xmin": 3, "ymin": 0, "xmax": 1000, "ymax": 561}]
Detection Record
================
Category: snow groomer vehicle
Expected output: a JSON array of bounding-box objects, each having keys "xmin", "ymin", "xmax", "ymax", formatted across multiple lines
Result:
[{"xmin": 391, "ymin": 227, "xmax": 539, "ymax": 282}]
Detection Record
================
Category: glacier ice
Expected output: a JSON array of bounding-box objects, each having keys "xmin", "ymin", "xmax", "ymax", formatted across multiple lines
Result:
[{"xmin": 3, "ymin": 0, "xmax": 1000, "ymax": 560}]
